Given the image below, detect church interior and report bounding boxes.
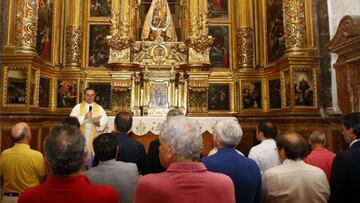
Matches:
[0,0,359,156]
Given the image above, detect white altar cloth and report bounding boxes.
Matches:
[105,116,237,135]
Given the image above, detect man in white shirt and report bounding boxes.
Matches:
[261,132,330,203]
[70,87,108,157]
[248,120,279,173]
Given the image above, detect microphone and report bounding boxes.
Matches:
[89,106,92,112]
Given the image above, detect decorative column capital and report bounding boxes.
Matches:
[283,0,306,51]
[236,26,254,67]
[65,25,82,66]
[15,0,38,53]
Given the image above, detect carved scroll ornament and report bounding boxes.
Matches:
[283,0,306,49]
[236,27,254,66]
[15,0,38,52]
[66,25,82,65]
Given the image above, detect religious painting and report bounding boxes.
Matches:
[112,87,131,112]
[57,80,77,108]
[209,26,230,68]
[208,0,228,19]
[39,77,50,108]
[36,0,54,61]
[208,84,230,111]
[29,68,40,106]
[88,82,111,109]
[5,67,27,105]
[90,0,111,17]
[283,70,291,106]
[269,79,282,109]
[293,69,314,106]
[267,0,285,63]
[241,80,262,109]
[150,83,168,108]
[89,25,110,67]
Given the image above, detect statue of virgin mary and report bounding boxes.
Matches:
[141,0,177,42]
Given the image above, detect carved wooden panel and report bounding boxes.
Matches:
[39,127,51,152]
[328,15,360,114]
[130,132,157,153]
[332,130,346,154]
[1,129,13,152]
[202,131,213,157]
[237,128,257,156]
[30,128,39,151]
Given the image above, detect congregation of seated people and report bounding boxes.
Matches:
[1,111,360,203]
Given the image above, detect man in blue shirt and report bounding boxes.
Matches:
[202,120,261,203]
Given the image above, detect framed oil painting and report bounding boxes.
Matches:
[89,25,110,67]
[293,69,314,106]
[209,26,230,68]
[208,84,230,111]
[90,0,111,17]
[4,67,28,106]
[269,79,281,109]
[88,82,111,109]
[39,77,51,108]
[267,0,285,63]
[241,80,262,109]
[150,82,168,108]
[208,0,228,19]
[36,0,54,61]
[57,80,77,108]
[112,87,131,112]
[29,68,40,107]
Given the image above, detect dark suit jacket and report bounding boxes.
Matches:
[201,147,261,203]
[115,132,146,174]
[143,139,165,175]
[329,140,360,203]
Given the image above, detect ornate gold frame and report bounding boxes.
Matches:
[2,66,29,108]
[38,76,53,109]
[208,82,232,112]
[239,79,264,111]
[30,67,40,107]
[86,23,111,69]
[291,66,318,109]
[54,78,78,110]
[266,76,282,111]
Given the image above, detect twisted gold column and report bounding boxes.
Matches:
[15,0,38,53]
[65,0,82,67]
[236,0,254,67]
[283,0,306,52]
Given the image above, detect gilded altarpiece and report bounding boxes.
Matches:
[1,0,321,117]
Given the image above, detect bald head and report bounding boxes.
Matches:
[276,132,310,161]
[11,122,31,142]
[309,130,326,146]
